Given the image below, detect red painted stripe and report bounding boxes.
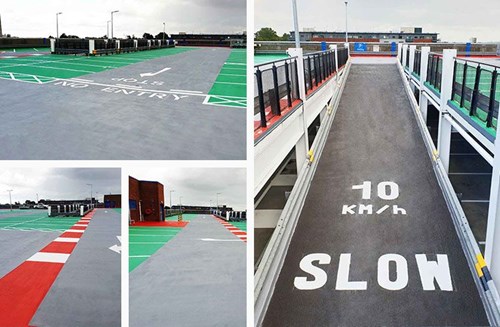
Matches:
[60,232,83,238]
[39,242,77,254]
[232,231,246,235]
[0,262,63,327]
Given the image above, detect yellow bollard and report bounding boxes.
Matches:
[178,214,183,222]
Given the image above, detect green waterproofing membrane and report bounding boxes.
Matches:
[206,49,246,108]
[254,54,289,65]
[165,213,198,221]
[129,226,183,271]
[0,47,196,83]
[0,212,80,232]
[0,47,50,53]
[230,221,247,232]
[451,63,500,137]
[112,208,121,214]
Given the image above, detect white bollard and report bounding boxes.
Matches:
[89,39,95,55]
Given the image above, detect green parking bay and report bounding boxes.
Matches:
[129,226,183,271]
[0,211,80,232]
[206,49,247,108]
[0,47,196,83]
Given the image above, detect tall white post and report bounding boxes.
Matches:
[436,49,457,172]
[402,44,408,69]
[89,40,95,55]
[288,47,310,171]
[397,43,403,63]
[485,114,500,288]
[344,1,348,42]
[419,46,431,121]
[291,0,300,49]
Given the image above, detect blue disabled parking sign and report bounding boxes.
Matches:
[354,42,367,52]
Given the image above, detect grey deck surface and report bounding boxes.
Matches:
[130,215,246,327]
[0,48,245,160]
[263,64,489,326]
[31,209,121,327]
[0,229,59,278]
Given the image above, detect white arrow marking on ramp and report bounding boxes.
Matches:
[140,67,171,77]
[109,236,122,254]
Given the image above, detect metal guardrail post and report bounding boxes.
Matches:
[487,70,498,128]
[271,64,281,116]
[293,59,300,98]
[255,68,267,128]
[460,63,467,108]
[471,66,482,116]
[284,61,292,107]
[307,56,313,91]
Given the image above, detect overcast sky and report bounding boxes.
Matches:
[128,167,246,211]
[2,0,246,38]
[255,0,500,42]
[0,168,121,204]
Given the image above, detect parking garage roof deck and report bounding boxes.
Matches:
[0,46,247,160]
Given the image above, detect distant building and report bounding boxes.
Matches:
[104,194,121,208]
[290,27,438,43]
[129,176,165,222]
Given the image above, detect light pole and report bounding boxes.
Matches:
[169,190,175,208]
[107,20,111,39]
[111,10,119,39]
[291,0,300,49]
[86,184,93,206]
[6,190,13,211]
[345,1,348,43]
[163,22,166,44]
[216,192,221,210]
[56,12,63,38]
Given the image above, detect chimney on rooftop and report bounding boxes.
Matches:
[0,15,3,37]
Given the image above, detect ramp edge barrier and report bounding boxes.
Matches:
[254,59,352,327]
[398,61,500,325]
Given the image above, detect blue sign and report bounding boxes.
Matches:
[465,42,472,57]
[321,42,327,51]
[391,42,397,52]
[354,42,367,52]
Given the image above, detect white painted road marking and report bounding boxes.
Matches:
[140,67,171,77]
[54,237,79,243]
[27,252,70,263]
[109,236,122,254]
[294,253,453,291]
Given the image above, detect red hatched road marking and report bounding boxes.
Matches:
[0,209,95,326]
[212,215,247,242]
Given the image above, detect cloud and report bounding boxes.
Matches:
[0,168,121,204]
[2,0,246,38]
[127,167,247,211]
[255,0,500,42]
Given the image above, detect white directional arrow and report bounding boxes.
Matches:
[140,67,171,77]
[109,236,122,254]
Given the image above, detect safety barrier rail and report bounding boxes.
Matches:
[52,38,175,55]
[405,47,410,69]
[303,49,337,95]
[450,58,499,135]
[413,49,421,78]
[211,209,246,221]
[425,53,443,93]
[399,44,500,324]
[254,57,301,129]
